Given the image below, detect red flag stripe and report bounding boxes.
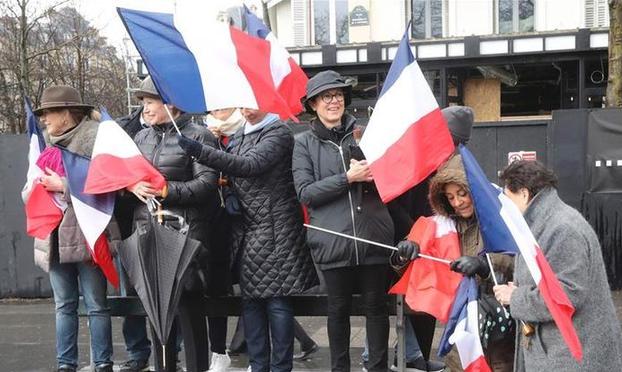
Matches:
[368,108,454,203]
[535,245,583,361]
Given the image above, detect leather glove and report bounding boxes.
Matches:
[450,255,490,277]
[397,240,420,261]
[177,134,203,158]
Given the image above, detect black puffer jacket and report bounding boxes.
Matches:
[292,113,394,271]
[132,114,219,248]
[193,118,317,298]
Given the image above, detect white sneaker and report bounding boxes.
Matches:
[208,352,231,372]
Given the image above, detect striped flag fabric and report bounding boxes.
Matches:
[23,97,65,239]
[83,110,165,194]
[117,4,306,120]
[60,148,118,288]
[242,5,308,116]
[359,25,454,203]
[389,215,463,322]
[438,277,492,372]
[459,145,583,361]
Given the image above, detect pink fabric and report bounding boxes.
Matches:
[36,146,65,177]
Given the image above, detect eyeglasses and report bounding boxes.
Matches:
[319,91,345,104]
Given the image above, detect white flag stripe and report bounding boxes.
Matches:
[449,300,485,367]
[174,4,258,111]
[359,62,439,163]
[25,134,43,193]
[70,196,112,250]
[496,192,543,283]
[265,33,291,87]
[434,215,458,237]
[92,120,142,158]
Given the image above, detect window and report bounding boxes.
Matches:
[313,0,349,45]
[585,0,609,28]
[498,0,534,34]
[412,0,443,39]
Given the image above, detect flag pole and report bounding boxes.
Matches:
[304,224,451,265]
[163,105,182,135]
[485,253,510,318]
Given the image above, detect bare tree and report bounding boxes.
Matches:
[0,1,129,133]
[608,0,622,107]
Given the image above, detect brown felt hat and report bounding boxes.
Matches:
[34,85,93,115]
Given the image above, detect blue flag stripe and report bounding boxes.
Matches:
[243,5,270,39]
[59,147,114,215]
[25,97,45,151]
[117,7,205,113]
[437,277,478,357]
[379,22,414,98]
[459,145,518,255]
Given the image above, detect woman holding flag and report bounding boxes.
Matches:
[398,154,515,371]
[292,70,394,372]
[25,85,119,372]
[494,160,622,371]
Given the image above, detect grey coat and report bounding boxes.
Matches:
[511,187,622,371]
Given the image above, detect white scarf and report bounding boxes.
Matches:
[205,109,246,137]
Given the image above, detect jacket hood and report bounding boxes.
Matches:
[428,154,469,217]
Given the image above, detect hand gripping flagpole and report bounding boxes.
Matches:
[163,105,182,135]
[485,253,511,318]
[304,224,451,265]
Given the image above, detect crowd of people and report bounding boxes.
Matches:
[23,70,622,372]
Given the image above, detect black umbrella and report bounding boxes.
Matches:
[118,208,202,345]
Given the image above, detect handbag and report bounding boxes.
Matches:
[478,293,515,349]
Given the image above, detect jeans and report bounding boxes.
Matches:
[323,265,389,372]
[49,260,112,367]
[242,297,294,372]
[387,317,423,363]
[122,316,151,361]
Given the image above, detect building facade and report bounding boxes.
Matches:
[267,0,611,122]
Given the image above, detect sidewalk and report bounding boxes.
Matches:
[2,290,621,372]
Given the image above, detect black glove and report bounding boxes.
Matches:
[450,255,490,277]
[177,134,203,158]
[397,240,420,261]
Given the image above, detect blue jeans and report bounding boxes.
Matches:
[242,297,294,372]
[122,316,151,361]
[49,261,112,367]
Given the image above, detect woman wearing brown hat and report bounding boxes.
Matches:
[291,70,394,372]
[27,85,118,372]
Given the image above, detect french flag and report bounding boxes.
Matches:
[84,110,165,194]
[459,145,583,361]
[23,97,65,239]
[117,4,306,120]
[60,148,119,288]
[359,25,454,203]
[389,215,463,323]
[242,5,308,116]
[438,277,492,372]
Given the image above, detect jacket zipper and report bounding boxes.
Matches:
[320,133,360,265]
[151,128,167,168]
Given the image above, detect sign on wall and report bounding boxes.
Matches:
[350,5,369,26]
[508,150,537,164]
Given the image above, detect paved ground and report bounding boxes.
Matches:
[2,291,622,372]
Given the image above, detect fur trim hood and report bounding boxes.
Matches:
[428,154,469,217]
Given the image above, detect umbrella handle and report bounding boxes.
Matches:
[151,209,188,233]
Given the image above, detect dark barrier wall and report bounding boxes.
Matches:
[0,134,52,298]
[0,110,619,296]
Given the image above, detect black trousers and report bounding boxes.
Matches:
[322,264,389,372]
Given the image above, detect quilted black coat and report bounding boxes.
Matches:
[193,119,317,298]
[292,114,394,271]
[132,115,219,248]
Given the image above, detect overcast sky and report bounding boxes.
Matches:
[55,0,262,56]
